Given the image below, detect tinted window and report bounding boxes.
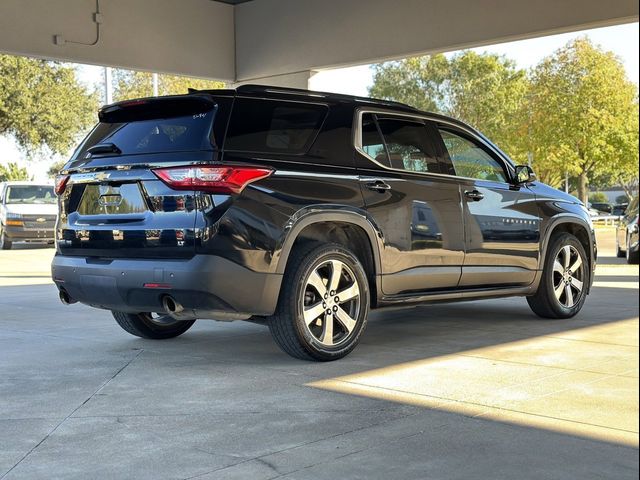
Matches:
[376,117,440,174]
[74,112,215,160]
[439,129,507,182]
[225,99,327,154]
[361,113,387,164]
[6,185,56,204]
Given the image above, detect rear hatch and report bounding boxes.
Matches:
[56,94,222,259]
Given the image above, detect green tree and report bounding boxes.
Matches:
[0,162,31,181]
[615,194,630,204]
[0,54,98,155]
[370,51,529,161]
[588,192,609,204]
[47,160,67,179]
[113,70,225,101]
[528,38,638,203]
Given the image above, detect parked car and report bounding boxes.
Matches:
[616,196,639,264]
[589,202,613,214]
[51,86,597,361]
[612,203,628,216]
[0,181,57,250]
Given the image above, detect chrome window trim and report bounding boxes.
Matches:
[353,107,515,186]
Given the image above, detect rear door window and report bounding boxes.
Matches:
[361,113,388,164]
[224,98,328,154]
[363,115,440,173]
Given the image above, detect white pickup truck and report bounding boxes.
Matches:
[0,181,57,250]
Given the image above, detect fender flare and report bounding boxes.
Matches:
[539,214,596,291]
[273,207,384,276]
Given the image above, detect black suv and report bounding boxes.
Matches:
[52,85,596,361]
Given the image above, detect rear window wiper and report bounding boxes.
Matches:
[87,142,122,156]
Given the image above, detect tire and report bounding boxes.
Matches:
[627,233,639,264]
[268,242,370,361]
[0,224,12,250]
[112,311,195,339]
[615,235,625,258]
[527,233,589,319]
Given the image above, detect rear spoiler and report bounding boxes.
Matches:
[99,94,216,123]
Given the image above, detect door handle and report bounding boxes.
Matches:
[365,180,392,193]
[464,189,484,201]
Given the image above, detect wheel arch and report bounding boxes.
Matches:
[273,208,384,306]
[540,215,596,293]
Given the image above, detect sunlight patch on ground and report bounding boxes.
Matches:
[309,318,639,447]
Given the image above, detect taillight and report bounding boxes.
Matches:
[54,175,70,195]
[152,166,273,194]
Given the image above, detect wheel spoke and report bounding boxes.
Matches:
[554,282,564,301]
[320,315,334,345]
[571,277,583,292]
[569,255,582,272]
[553,260,564,275]
[335,306,357,334]
[562,245,571,268]
[565,285,574,307]
[328,260,342,293]
[337,282,359,302]
[307,270,328,297]
[303,301,325,325]
[302,258,361,348]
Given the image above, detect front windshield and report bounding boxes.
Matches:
[5,186,56,204]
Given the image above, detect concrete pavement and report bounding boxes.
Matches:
[0,229,638,479]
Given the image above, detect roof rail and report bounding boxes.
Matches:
[235,84,420,112]
[236,84,329,98]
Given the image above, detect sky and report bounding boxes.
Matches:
[309,22,639,96]
[2,22,638,181]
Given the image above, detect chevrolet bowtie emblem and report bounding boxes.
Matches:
[94,172,111,182]
[36,217,46,223]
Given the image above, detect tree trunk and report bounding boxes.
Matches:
[577,172,588,204]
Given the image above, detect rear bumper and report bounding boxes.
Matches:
[4,225,54,242]
[51,254,282,317]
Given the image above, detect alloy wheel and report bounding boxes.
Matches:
[301,259,361,347]
[552,245,585,308]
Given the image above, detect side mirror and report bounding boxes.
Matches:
[515,165,536,184]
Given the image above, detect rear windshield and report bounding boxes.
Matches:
[225,98,327,154]
[73,113,215,159]
[72,97,217,160]
[5,185,56,204]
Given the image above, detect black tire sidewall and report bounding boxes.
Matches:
[288,245,369,360]
[112,311,195,339]
[627,233,640,264]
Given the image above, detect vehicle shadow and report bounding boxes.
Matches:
[160,280,638,376]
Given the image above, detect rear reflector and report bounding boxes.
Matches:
[55,175,70,195]
[152,166,273,194]
[143,283,172,289]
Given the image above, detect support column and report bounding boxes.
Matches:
[233,70,316,90]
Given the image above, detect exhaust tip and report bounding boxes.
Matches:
[59,289,77,305]
[162,295,183,314]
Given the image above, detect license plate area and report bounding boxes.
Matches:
[76,183,148,215]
